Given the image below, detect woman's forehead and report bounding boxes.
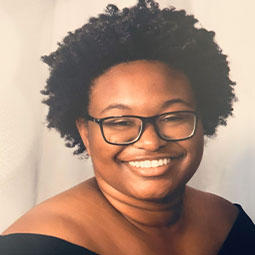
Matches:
[93,60,186,83]
[88,60,196,115]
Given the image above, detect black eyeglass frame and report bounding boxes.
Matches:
[86,110,198,146]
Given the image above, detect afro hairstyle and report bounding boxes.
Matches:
[41,0,236,155]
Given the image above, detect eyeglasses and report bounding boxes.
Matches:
[87,111,198,145]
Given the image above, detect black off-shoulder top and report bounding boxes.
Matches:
[0,204,254,255]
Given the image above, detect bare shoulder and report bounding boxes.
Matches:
[186,186,239,249]
[186,186,239,222]
[2,177,106,248]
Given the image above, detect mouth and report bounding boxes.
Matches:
[122,155,184,177]
[128,158,171,168]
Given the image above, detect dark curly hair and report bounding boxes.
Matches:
[41,0,236,155]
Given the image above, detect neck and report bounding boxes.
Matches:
[95,177,187,233]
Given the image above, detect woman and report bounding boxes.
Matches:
[1,0,254,254]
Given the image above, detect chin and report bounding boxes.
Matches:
[127,177,185,202]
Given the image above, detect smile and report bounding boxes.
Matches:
[128,158,171,168]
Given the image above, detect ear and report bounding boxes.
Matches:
[76,118,91,155]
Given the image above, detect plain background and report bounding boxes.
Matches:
[0,0,254,232]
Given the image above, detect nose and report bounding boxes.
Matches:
[134,123,167,151]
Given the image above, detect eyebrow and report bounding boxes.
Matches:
[160,98,193,109]
[100,104,132,114]
[100,98,193,115]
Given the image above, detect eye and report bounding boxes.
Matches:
[110,121,133,126]
[103,118,136,128]
[159,112,193,125]
[161,115,184,122]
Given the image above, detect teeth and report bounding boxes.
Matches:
[128,158,171,168]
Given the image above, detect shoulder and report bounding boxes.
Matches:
[186,186,239,222]
[2,178,105,249]
[0,233,95,255]
[218,204,255,254]
[185,186,240,251]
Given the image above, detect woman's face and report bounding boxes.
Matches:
[77,60,204,201]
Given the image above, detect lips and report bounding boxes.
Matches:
[121,154,184,177]
[128,158,171,168]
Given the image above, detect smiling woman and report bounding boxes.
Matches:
[1,0,254,254]
[76,61,204,208]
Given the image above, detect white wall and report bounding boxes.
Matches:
[0,0,254,232]
[0,0,54,232]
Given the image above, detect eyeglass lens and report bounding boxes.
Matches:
[103,117,142,144]
[102,112,196,145]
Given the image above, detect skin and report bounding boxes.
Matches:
[2,60,238,255]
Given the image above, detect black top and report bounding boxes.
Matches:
[0,204,254,255]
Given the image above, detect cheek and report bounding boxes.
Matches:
[87,126,122,165]
[186,122,204,169]
[177,121,204,170]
